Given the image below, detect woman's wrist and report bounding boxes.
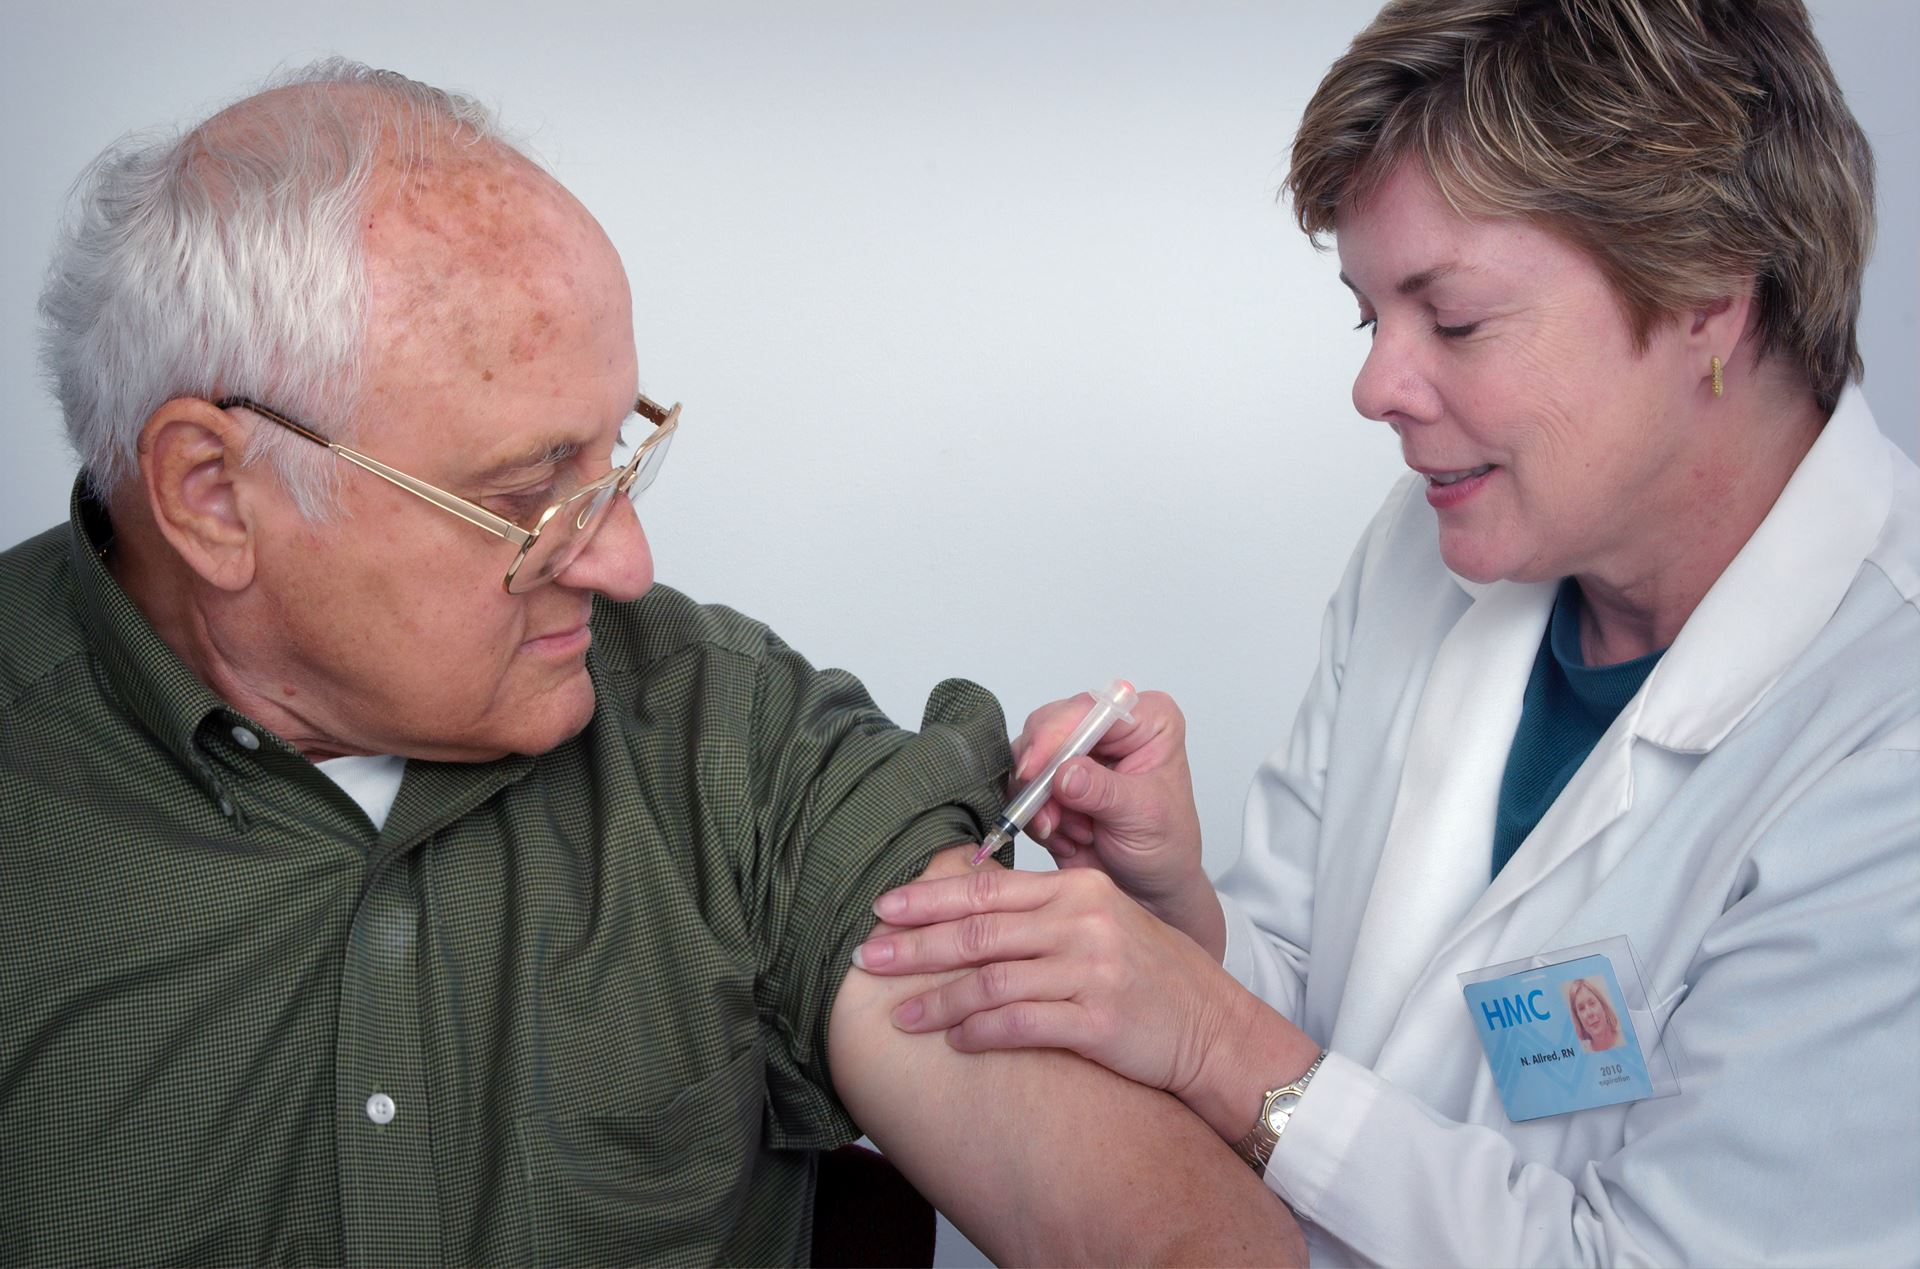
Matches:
[1175,979,1322,1145]
[1145,873,1228,963]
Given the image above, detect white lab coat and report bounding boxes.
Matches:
[1218,388,1920,1267]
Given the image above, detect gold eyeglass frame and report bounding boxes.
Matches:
[215,393,681,593]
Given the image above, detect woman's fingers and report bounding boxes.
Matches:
[891,958,1074,1032]
[1014,691,1167,781]
[946,1001,1086,1054]
[854,912,1044,975]
[1052,806,1098,847]
[872,863,1058,925]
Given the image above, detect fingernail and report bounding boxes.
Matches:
[1055,842,1076,859]
[1059,766,1089,799]
[852,939,892,969]
[892,999,924,1028]
[874,890,905,920]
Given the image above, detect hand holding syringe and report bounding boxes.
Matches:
[971,680,1140,866]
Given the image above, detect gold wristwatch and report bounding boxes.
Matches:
[1231,1051,1325,1174]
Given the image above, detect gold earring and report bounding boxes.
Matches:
[1710,355,1724,398]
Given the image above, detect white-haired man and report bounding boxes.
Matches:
[0,64,1302,1266]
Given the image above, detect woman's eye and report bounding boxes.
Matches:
[1433,321,1480,339]
[1353,316,1378,336]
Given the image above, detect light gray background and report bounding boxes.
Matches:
[3,4,1913,1265]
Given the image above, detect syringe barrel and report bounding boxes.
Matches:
[999,680,1138,831]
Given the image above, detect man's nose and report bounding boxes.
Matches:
[557,495,653,602]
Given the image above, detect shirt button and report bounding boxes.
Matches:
[218,795,235,818]
[365,1092,396,1125]
[231,726,261,751]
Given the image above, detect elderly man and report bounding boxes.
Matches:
[0,63,1301,1266]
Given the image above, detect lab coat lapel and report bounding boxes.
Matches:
[1437,388,1894,948]
[1330,577,1556,1065]
[1448,710,1638,949]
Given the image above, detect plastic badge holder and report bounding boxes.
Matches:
[1458,935,1682,1121]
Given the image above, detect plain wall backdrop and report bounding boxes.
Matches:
[2,4,1913,1263]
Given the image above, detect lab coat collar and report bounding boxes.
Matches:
[1345,391,1890,1064]
[1633,388,1890,752]
[1441,388,1891,753]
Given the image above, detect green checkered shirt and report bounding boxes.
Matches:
[0,485,1011,1266]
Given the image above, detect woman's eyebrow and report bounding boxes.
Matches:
[1337,264,1463,298]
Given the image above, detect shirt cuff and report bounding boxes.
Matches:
[1217,888,1261,988]
[1260,1048,1378,1226]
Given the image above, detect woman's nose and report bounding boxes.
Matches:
[1350,323,1441,430]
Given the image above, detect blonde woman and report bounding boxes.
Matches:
[1566,979,1621,1054]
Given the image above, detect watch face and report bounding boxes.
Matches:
[1265,1091,1302,1133]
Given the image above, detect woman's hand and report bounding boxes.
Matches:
[855,867,1247,1106]
[1013,690,1223,956]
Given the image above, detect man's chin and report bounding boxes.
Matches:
[382,673,597,762]
[510,675,599,756]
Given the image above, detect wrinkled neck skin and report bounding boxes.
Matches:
[109,493,366,761]
[1571,369,1826,666]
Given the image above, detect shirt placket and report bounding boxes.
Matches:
[336,853,442,1266]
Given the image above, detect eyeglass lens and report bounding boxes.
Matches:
[505,428,674,593]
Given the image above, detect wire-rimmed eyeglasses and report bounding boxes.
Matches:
[215,394,679,593]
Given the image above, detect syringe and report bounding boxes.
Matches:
[971,679,1140,866]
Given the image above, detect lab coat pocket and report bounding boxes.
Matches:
[516,1042,766,1267]
[1645,981,1690,1077]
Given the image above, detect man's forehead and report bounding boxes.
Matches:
[366,155,598,306]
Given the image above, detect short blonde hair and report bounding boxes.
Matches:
[1288,0,1874,413]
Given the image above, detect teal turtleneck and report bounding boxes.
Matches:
[1491,580,1667,879]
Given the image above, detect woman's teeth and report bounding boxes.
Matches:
[1429,464,1494,486]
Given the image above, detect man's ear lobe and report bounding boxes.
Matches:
[139,397,260,591]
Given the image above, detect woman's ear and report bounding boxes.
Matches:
[1689,284,1759,397]
[137,397,260,591]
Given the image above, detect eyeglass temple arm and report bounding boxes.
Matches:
[214,396,530,544]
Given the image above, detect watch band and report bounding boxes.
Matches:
[1231,1050,1326,1174]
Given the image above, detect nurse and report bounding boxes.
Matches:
[852,0,1920,1263]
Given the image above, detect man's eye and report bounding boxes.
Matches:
[493,488,555,519]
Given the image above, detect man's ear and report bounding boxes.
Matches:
[138,397,261,592]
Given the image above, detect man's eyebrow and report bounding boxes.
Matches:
[468,438,584,485]
[1337,265,1460,298]
[464,397,646,485]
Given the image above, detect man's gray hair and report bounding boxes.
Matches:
[38,58,509,519]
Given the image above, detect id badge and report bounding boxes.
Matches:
[1458,936,1679,1122]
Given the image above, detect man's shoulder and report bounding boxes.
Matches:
[0,523,87,708]
[588,584,781,679]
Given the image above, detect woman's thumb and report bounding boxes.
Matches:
[1053,756,1133,821]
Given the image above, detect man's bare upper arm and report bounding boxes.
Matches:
[828,845,1305,1267]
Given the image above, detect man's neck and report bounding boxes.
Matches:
[107,499,360,760]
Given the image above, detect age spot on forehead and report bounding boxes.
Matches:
[508,311,556,364]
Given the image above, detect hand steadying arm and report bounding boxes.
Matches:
[828,845,1306,1268]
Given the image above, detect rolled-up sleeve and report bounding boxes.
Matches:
[732,636,1011,1149]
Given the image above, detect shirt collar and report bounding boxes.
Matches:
[66,478,247,806]
[1633,386,1891,750]
[67,476,541,839]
